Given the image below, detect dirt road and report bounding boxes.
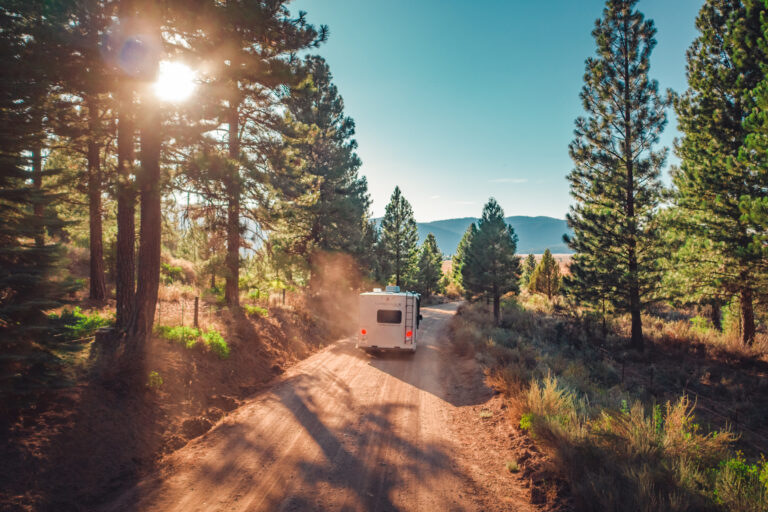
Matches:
[103,303,535,512]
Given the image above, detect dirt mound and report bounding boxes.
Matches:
[0,302,340,511]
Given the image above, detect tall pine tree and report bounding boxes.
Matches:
[462,198,521,325]
[671,0,768,345]
[452,223,476,293]
[0,2,72,339]
[521,253,536,287]
[270,55,370,276]
[565,0,669,350]
[379,186,418,288]
[529,249,562,300]
[415,233,443,298]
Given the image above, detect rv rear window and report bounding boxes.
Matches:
[377,310,402,324]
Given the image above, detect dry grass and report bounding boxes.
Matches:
[157,283,198,302]
[449,300,768,512]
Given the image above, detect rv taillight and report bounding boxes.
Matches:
[361,329,367,335]
[406,330,413,338]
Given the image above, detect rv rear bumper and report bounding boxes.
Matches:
[358,344,416,353]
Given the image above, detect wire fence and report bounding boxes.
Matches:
[593,344,768,454]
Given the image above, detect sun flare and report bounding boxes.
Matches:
[154,61,196,102]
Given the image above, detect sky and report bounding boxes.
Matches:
[290,0,704,222]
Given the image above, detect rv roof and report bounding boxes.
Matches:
[360,291,416,297]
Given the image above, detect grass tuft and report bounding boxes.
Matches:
[449,300,768,511]
[155,325,230,359]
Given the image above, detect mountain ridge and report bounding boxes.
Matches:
[375,216,573,256]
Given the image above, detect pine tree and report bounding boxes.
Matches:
[671,0,768,345]
[528,249,562,300]
[462,198,521,324]
[521,253,536,287]
[204,2,326,309]
[0,2,73,339]
[270,56,370,275]
[452,223,476,292]
[51,0,117,303]
[415,233,443,298]
[379,186,418,288]
[565,0,669,350]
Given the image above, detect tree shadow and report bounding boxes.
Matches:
[108,342,483,511]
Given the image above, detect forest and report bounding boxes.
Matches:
[2,0,768,511]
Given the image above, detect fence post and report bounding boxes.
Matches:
[194,296,199,328]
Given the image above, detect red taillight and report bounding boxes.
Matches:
[361,329,367,335]
[406,330,413,338]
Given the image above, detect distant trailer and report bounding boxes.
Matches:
[357,286,422,353]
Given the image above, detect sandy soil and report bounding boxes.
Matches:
[101,303,538,512]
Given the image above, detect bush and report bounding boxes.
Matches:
[49,307,113,340]
[147,370,163,388]
[155,325,230,359]
[161,262,185,284]
[712,453,768,512]
[202,329,230,359]
[155,325,200,348]
[243,305,268,318]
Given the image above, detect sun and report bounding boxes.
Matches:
[154,61,196,102]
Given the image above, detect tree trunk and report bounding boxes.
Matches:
[32,131,44,248]
[116,88,136,329]
[493,293,500,326]
[86,96,107,301]
[128,104,162,350]
[224,104,240,309]
[740,286,755,346]
[623,17,643,352]
[710,300,722,332]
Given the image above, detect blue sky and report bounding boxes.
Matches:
[291,0,704,221]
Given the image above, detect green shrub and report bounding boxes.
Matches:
[161,262,185,284]
[243,304,268,318]
[156,325,230,359]
[711,453,768,511]
[519,412,534,431]
[202,329,230,359]
[147,370,163,388]
[156,325,200,348]
[505,460,520,473]
[48,307,113,340]
[690,315,712,334]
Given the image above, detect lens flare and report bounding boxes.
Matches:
[154,61,195,102]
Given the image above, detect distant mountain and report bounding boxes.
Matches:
[375,216,573,256]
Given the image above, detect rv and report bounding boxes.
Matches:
[357,286,422,353]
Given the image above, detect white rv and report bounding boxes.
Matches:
[357,286,422,353]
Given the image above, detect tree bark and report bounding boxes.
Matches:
[224,104,240,309]
[128,103,162,350]
[32,120,44,248]
[709,300,722,332]
[116,88,136,329]
[86,96,107,301]
[623,16,644,351]
[493,293,500,326]
[740,286,755,346]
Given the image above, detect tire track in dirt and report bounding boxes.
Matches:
[102,303,536,512]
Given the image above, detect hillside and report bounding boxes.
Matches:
[413,216,573,256]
